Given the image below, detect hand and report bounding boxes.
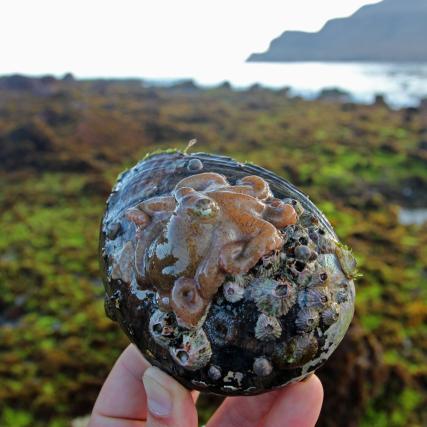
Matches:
[88,344,323,427]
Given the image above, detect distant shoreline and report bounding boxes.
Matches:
[1,65,427,109]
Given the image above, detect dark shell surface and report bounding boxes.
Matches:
[100,151,356,395]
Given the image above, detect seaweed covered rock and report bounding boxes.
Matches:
[317,320,388,427]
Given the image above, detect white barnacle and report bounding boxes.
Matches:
[321,302,340,326]
[250,278,297,317]
[149,309,178,349]
[208,365,222,381]
[253,357,273,377]
[255,314,282,341]
[169,329,212,371]
[223,277,245,303]
[187,158,204,172]
[298,286,329,309]
[295,308,320,333]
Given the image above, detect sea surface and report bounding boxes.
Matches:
[399,208,427,226]
[144,62,427,108]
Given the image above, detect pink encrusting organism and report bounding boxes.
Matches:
[126,172,298,327]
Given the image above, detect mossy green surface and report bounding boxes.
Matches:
[0,77,426,426]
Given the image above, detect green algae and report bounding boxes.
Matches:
[0,77,426,426]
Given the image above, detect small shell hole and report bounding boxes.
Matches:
[177,350,189,364]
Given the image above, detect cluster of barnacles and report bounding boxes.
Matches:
[145,199,351,384]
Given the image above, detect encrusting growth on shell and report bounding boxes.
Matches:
[250,278,297,317]
[149,309,178,349]
[208,365,222,381]
[298,286,329,309]
[253,357,273,377]
[170,277,206,328]
[295,308,320,333]
[100,151,356,395]
[223,277,245,303]
[110,241,134,283]
[285,334,319,367]
[335,245,358,279]
[322,302,340,326]
[125,171,297,327]
[206,308,239,347]
[187,158,204,172]
[170,329,212,371]
[255,313,282,341]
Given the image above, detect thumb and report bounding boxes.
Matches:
[142,366,198,427]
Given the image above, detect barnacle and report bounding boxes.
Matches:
[285,334,319,367]
[255,313,282,341]
[170,329,212,371]
[295,308,320,333]
[222,277,245,303]
[250,278,297,317]
[253,357,273,377]
[149,309,178,349]
[322,302,340,326]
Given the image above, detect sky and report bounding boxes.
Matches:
[0,0,381,78]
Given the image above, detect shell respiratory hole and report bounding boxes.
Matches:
[100,151,356,395]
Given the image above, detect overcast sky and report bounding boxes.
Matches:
[0,0,381,78]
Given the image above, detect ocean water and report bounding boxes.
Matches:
[399,208,427,226]
[145,62,427,108]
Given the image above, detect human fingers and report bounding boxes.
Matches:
[207,374,323,427]
[143,366,198,427]
[88,344,151,426]
[206,389,281,427]
[261,374,324,427]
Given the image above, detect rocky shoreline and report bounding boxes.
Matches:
[0,76,426,427]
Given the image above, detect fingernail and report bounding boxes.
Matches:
[301,373,314,383]
[143,367,173,418]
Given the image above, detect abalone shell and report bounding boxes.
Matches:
[99,151,356,395]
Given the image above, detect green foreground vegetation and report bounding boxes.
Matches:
[0,76,426,426]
